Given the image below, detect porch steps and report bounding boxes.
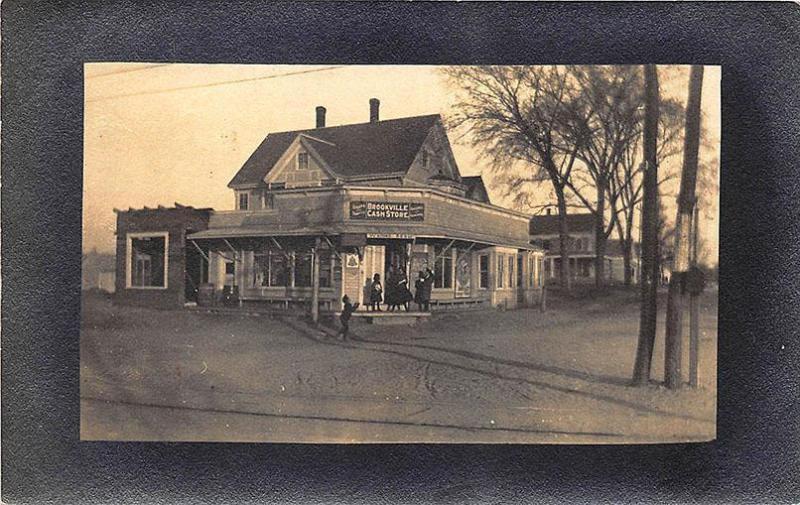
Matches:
[351,311,432,325]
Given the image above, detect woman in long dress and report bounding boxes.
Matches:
[397,274,413,311]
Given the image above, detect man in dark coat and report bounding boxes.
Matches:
[421,267,435,311]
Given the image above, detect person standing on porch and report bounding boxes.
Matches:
[397,275,413,312]
[414,271,426,311]
[421,267,434,311]
[369,273,383,311]
[385,266,399,311]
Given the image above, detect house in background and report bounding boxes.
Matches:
[529,210,639,285]
[82,249,116,292]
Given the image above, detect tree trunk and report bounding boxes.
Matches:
[594,180,606,287]
[632,64,660,386]
[555,188,571,291]
[623,212,635,286]
[622,237,633,286]
[664,65,704,390]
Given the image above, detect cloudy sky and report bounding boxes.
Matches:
[84,64,720,260]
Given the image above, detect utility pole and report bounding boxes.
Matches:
[632,65,660,385]
[664,65,704,390]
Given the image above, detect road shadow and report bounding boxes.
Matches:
[353,336,631,387]
[292,319,712,424]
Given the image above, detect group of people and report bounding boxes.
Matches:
[367,267,435,312]
[338,267,436,340]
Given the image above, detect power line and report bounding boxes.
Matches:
[85,63,171,79]
[86,66,345,103]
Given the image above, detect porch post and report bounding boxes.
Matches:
[311,237,321,324]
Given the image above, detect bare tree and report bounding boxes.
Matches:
[561,66,644,287]
[612,97,686,285]
[632,64,660,386]
[443,66,583,290]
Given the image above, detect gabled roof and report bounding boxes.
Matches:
[229,114,441,187]
[529,213,596,235]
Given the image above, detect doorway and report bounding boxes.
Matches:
[360,245,385,307]
[384,241,410,280]
[184,242,208,303]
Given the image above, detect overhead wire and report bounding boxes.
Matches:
[85,63,171,79]
[86,65,345,103]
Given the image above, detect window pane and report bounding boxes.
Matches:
[434,252,444,288]
[538,259,544,286]
[479,255,489,289]
[319,249,332,288]
[131,236,165,287]
[239,193,249,210]
[433,245,453,289]
[497,254,505,288]
[253,254,269,287]
[269,252,288,286]
[295,252,312,287]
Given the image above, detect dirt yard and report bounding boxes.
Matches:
[80,288,717,443]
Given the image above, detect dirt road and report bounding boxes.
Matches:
[80,289,717,443]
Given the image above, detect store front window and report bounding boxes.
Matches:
[479,254,489,289]
[434,245,453,289]
[319,249,332,288]
[294,252,313,287]
[253,250,290,287]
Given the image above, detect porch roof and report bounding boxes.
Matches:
[187,223,539,251]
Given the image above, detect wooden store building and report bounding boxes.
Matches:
[114,99,545,317]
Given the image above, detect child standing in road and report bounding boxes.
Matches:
[339,295,359,341]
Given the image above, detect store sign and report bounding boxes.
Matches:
[350,201,424,221]
[345,253,360,269]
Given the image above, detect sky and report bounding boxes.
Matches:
[84,64,720,261]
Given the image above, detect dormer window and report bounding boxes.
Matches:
[297,152,309,170]
[238,192,249,210]
[421,150,429,168]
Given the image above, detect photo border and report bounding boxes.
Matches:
[3,2,800,503]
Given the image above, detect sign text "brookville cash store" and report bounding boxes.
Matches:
[349,201,425,221]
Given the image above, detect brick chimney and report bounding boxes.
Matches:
[369,98,380,123]
[315,106,326,128]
